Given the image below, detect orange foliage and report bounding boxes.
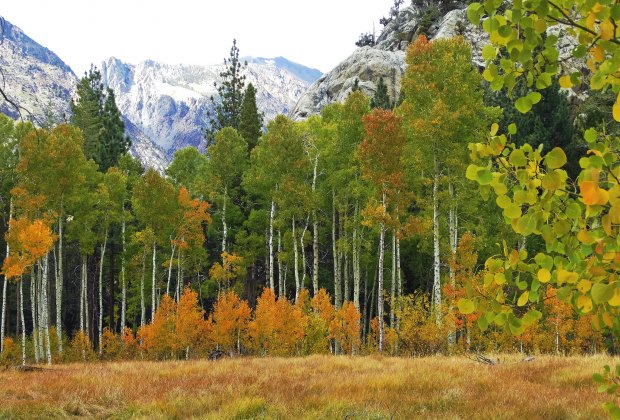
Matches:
[330,301,361,355]
[3,217,55,279]
[138,295,178,359]
[208,290,251,355]
[209,252,245,289]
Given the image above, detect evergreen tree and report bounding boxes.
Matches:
[71,66,104,163]
[238,83,263,153]
[100,89,131,172]
[370,77,392,110]
[205,39,247,146]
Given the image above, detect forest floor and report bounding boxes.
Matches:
[0,354,616,419]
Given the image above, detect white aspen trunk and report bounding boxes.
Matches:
[120,219,126,332]
[378,192,386,354]
[353,202,361,311]
[0,198,11,354]
[395,234,402,354]
[432,157,442,326]
[222,186,227,254]
[151,241,156,322]
[98,230,108,354]
[269,201,275,291]
[332,190,341,309]
[30,267,39,363]
[312,211,319,296]
[42,254,52,365]
[292,216,300,302]
[278,230,284,297]
[19,279,25,367]
[300,215,309,292]
[311,152,319,296]
[84,258,90,339]
[177,247,182,302]
[166,242,176,296]
[56,202,64,354]
[448,182,458,346]
[344,249,349,303]
[140,248,146,328]
[37,262,44,361]
[390,230,396,327]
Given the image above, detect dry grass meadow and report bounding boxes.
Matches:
[0,354,617,419]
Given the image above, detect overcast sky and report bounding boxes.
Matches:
[2,0,395,75]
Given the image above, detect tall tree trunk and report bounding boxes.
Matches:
[390,230,396,327]
[98,230,108,353]
[432,156,442,326]
[41,254,52,365]
[166,242,176,296]
[84,257,90,338]
[332,190,341,309]
[140,248,146,328]
[120,219,126,332]
[56,204,64,354]
[108,241,116,330]
[37,264,44,361]
[448,181,458,346]
[151,241,156,322]
[222,186,227,253]
[312,210,319,296]
[176,247,182,301]
[353,202,361,311]
[377,191,386,353]
[278,230,284,297]
[300,215,309,292]
[292,216,300,302]
[80,256,87,332]
[344,248,349,303]
[19,278,25,366]
[269,201,275,291]
[0,198,11,354]
[30,267,39,363]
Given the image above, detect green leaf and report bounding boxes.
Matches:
[509,149,527,167]
[591,283,614,304]
[517,290,529,306]
[535,73,552,89]
[593,373,606,383]
[527,91,542,104]
[467,3,483,24]
[476,168,493,185]
[508,123,517,135]
[504,203,522,219]
[466,164,479,181]
[515,96,533,113]
[458,298,475,314]
[544,147,567,169]
[482,44,496,61]
[584,128,598,143]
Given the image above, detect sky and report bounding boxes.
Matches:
[2,0,396,75]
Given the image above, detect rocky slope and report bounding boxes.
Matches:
[290,4,488,119]
[101,57,322,155]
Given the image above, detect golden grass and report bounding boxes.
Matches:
[0,354,616,419]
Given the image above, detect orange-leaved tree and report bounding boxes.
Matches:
[209,289,251,355]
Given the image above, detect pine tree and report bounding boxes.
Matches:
[205,39,247,146]
[238,83,263,152]
[370,77,392,110]
[71,67,104,163]
[101,89,131,172]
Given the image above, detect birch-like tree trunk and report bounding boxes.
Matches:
[377,192,386,353]
[292,216,300,301]
[222,186,227,253]
[140,248,146,328]
[311,153,319,296]
[30,267,39,363]
[41,254,52,365]
[278,230,284,297]
[37,264,44,361]
[55,202,64,354]
[166,242,176,296]
[312,211,319,296]
[19,278,25,366]
[353,202,361,311]
[332,190,341,309]
[176,247,182,302]
[98,230,108,353]
[300,216,309,293]
[269,201,275,291]
[0,199,11,354]
[80,256,86,332]
[120,219,126,332]
[432,156,442,326]
[448,181,458,346]
[151,241,157,322]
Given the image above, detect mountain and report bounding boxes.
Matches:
[101,56,322,155]
[0,18,75,123]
